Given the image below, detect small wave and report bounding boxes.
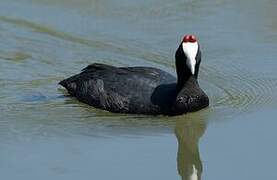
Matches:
[201,63,277,119]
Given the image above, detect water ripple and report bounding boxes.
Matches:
[202,63,277,119]
[1,14,276,126]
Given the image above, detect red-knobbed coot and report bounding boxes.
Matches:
[59,35,209,115]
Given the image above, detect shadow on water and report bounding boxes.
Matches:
[62,95,208,180]
[77,99,208,180]
[175,116,206,180]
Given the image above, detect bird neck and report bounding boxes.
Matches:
[177,75,197,92]
[176,57,196,92]
[175,44,199,92]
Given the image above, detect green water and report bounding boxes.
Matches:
[1,0,277,179]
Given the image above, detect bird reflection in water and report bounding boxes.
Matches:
[175,117,206,180]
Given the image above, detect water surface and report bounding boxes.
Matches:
[1,0,277,179]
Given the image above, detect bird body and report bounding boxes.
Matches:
[59,35,209,115]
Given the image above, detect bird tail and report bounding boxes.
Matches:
[59,79,77,96]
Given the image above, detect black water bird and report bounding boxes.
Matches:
[59,35,209,115]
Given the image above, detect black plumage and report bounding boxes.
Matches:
[59,36,209,115]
